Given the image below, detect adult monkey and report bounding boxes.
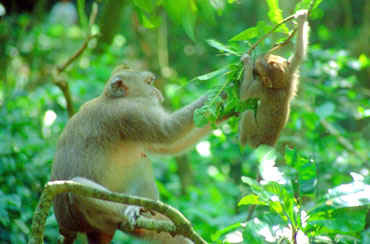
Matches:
[51,65,219,244]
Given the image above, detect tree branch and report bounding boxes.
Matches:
[248,0,318,55]
[28,181,207,244]
[268,0,317,53]
[52,3,99,118]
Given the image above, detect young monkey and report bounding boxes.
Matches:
[239,10,309,147]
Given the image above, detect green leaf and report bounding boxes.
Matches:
[196,67,228,81]
[285,146,298,168]
[182,6,197,41]
[243,219,275,243]
[207,39,241,56]
[133,0,154,13]
[77,0,88,29]
[197,0,216,25]
[230,27,258,42]
[238,194,268,206]
[137,9,161,29]
[263,182,296,225]
[265,0,288,33]
[241,176,263,191]
[295,0,324,12]
[310,181,370,215]
[298,157,317,195]
[164,0,187,24]
[211,222,242,242]
[306,207,368,234]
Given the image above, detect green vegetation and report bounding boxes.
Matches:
[1,0,369,243]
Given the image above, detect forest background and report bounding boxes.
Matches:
[1,0,370,243]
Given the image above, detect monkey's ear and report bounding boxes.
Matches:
[110,77,127,97]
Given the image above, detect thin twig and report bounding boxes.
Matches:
[52,3,99,118]
[246,14,296,55]
[268,0,318,53]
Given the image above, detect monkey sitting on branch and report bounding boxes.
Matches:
[51,65,221,244]
[239,10,309,148]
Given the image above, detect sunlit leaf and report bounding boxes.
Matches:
[196,67,228,81]
[230,27,258,42]
[295,0,324,12]
[310,181,370,215]
[306,207,367,234]
[207,39,241,56]
[238,194,268,206]
[243,219,275,243]
[265,0,289,33]
[285,146,298,168]
[298,157,317,195]
[211,222,242,242]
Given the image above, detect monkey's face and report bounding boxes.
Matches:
[255,54,291,89]
[104,67,164,103]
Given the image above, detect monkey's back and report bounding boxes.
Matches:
[254,89,290,146]
[51,98,123,233]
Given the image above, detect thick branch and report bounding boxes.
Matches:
[28,181,207,244]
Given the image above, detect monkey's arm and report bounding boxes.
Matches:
[289,10,308,74]
[121,96,207,145]
[240,54,264,100]
[147,124,212,154]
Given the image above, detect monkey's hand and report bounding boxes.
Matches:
[294,10,308,23]
[241,53,252,64]
[122,206,143,231]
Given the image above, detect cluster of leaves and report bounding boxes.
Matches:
[213,147,370,243]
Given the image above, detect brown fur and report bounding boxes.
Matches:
[51,65,213,244]
[239,10,309,148]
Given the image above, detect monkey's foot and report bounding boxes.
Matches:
[122,206,142,231]
[295,10,308,23]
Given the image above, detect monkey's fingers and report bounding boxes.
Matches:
[294,10,308,22]
[241,53,252,63]
[139,207,156,216]
[122,206,142,231]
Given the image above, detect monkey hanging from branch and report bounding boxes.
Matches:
[239,10,309,147]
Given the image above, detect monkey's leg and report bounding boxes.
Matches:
[68,177,142,239]
[239,110,259,147]
[57,231,77,244]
